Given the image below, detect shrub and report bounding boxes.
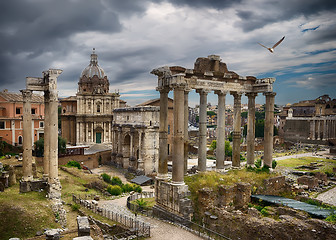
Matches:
[71,203,80,211]
[133,184,142,193]
[101,173,111,183]
[326,214,336,223]
[111,176,123,186]
[255,158,262,168]
[272,160,277,169]
[66,160,81,169]
[122,183,134,193]
[107,185,122,196]
[260,207,269,217]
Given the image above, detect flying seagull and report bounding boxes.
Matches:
[258,36,285,53]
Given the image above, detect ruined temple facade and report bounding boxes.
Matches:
[152,55,276,217]
[61,49,126,146]
[283,95,336,144]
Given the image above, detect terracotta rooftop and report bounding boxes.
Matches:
[0,90,44,103]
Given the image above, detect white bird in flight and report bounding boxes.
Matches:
[258,36,285,53]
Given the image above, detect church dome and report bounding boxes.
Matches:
[81,48,106,78]
[78,49,109,95]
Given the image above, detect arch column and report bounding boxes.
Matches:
[246,92,258,166]
[231,92,242,167]
[21,90,33,181]
[158,88,169,179]
[263,92,276,167]
[172,86,185,184]
[196,89,209,172]
[215,90,226,170]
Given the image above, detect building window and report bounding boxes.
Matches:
[97,104,101,113]
[18,136,23,145]
[39,121,44,128]
[31,108,36,114]
[0,121,4,129]
[16,108,21,114]
[168,124,170,134]
[127,116,130,121]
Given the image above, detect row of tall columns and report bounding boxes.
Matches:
[264,92,276,167]
[309,119,336,140]
[157,87,276,175]
[184,90,190,174]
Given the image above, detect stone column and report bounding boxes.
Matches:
[76,122,80,144]
[184,89,190,174]
[48,90,59,183]
[232,92,242,168]
[323,119,327,140]
[158,88,169,179]
[246,93,257,166]
[130,131,134,158]
[43,91,50,178]
[21,90,33,181]
[172,86,185,184]
[263,92,276,167]
[312,120,316,140]
[91,122,94,142]
[317,120,321,140]
[215,90,226,170]
[197,89,209,171]
[138,131,144,171]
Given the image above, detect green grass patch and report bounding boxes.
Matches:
[0,185,60,240]
[130,197,156,209]
[185,169,276,197]
[277,157,336,174]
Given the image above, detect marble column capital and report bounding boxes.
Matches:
[157,87,170,94]
[196,89,211,95]
[20,89,33,101]
[263,91,276,97]
[230,91,242,98]
[246,92,258,98]
[214,90,227,96]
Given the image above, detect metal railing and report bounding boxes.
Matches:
[72,194,150,238]
[126,191,231,240]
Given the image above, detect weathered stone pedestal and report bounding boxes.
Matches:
[19,179,48,193]
[154,179,192,220]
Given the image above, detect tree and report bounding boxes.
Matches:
[34,136,67,157]
[210,140,217,151]
[207,111,216,117]
[225,141,232,157]
[241,112,248,119]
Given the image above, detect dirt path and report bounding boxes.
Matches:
[273,150,329,161]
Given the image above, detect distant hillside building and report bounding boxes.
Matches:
[0,89,45,146]
[283,95,336,144]
[60,49,126,146]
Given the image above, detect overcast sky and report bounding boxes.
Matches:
[1,0,335,107]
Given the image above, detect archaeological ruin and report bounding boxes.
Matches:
[20,69,63,198]
[151,55,277,217]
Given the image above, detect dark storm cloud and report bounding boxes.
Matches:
[235,0,336,32]
[166,0,242,9]
[0,0,123,89]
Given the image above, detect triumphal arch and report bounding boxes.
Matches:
[151,55,276,217]
[20,69,63,198]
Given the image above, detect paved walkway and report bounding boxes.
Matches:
[316,186,336,207]
[252,195,335,219]
[273,150,329,161]
[99,196,203,240]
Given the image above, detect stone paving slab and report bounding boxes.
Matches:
[252,194,335,219]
